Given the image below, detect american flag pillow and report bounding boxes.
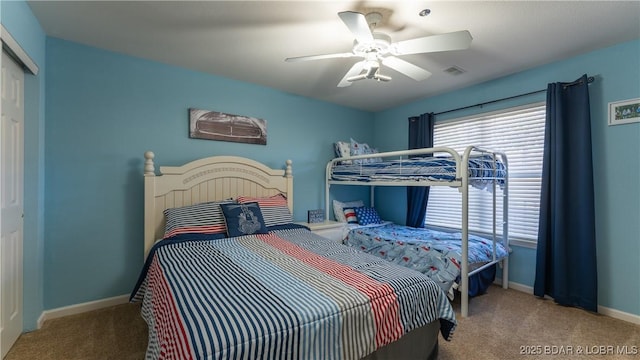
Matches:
[237,194,293,227]
[163,200,234,239]
[343,208,358,224]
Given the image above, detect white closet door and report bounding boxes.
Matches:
[1,49,25,359]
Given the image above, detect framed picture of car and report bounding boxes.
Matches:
[189,108,267,145]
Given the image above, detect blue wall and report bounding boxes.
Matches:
[43,38,374,309]
[1,0,46,331]
[374,39,640,317]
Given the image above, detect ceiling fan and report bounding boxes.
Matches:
[285,11,473,87]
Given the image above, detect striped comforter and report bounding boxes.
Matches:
[131,226,456,360]
[331,155,506,190]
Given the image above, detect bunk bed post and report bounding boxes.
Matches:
[325,160,333,220]
[326,182,331,220]
[501,154,509,289]
[370,187,375,207]
[460,147,471,317]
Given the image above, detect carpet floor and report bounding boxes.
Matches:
[6,285,639,359]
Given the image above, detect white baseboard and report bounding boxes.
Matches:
[34,281,640,330]
[493,279,640,325]
[597,305,640,325]
[37,294,130,329]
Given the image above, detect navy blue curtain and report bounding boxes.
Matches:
[534,74,598,312]
[406,113,434,227]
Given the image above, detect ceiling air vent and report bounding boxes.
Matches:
[443,66,466,75]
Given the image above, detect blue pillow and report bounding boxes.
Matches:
[220,202,268,237]
[353,206,383,225]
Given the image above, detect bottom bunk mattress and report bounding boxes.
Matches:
[344,223,509,295]
[131,226,456,360]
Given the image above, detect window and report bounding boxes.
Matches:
[425,102,545,246]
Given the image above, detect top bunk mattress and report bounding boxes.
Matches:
[330,154,506,189]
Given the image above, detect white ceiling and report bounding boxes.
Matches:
[27,1,640,112]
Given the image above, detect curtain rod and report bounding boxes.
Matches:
[434,75,595,117]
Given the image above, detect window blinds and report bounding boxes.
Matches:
[425,102,546,245]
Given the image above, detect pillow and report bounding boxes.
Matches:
[343,208,358,224]
[333,199,364,222]
[334,141,352,164]
[334,141,351,158]
[353,206,383,225]
[220,202,268,237]
[236,194,292,227]
[350,138,382,164]
[163,200,234,239]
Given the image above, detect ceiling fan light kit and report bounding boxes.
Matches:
[285,10,472,87]
[345,59,392,85]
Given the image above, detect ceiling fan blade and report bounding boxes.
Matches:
[285,52,355,62]
[338,11,374,44]
[391,30,473,55]
[382,56,432,81]
[338,61,366,87]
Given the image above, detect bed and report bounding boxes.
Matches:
[343,223,508,297]
[326,145,510,317]
[131,151,457,360]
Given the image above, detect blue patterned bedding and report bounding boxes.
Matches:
[131,226,456,360]
[331,155,506,190]
[344,223,509,294]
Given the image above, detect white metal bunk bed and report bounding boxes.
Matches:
[325,145,510,317]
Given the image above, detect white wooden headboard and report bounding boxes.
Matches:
[143,151,293,259]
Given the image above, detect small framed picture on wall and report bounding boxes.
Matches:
[608,98,640,126]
